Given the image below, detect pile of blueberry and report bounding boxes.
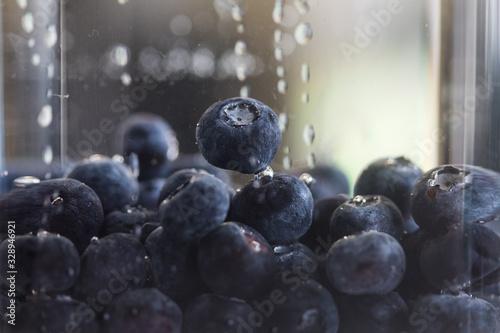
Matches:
[1,97,500,332]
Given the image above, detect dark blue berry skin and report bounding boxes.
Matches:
[158,168,204,206]
[300,195,349,251]
[326,231,405,295]
[329,195,405,243]
[145,227,208,309]
[167,153,232,186]
[228,173,314,245]
[118,112,179,181]
[183,294,254,333]
[354,156,423,233]
[196,97,281,174]
[139,222,160,244]
[293,164,350,199]
[410,164,500,231]
[0,178,103,254]
[71,233,149,305]
[420,222,500,291]
[407,294,500,333]
[260,279,339,333]
[102,288,182,333]
[197,222,276,301]
[159,172,230,242]
[335,292,408,333]
[0,233,80,294]
[65,155,139,214]
[273,242,319,285]
[100,206,158,237]
[5,298,99,333]
[137,177,167,211]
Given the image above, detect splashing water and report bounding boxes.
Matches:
[294,22,313,45]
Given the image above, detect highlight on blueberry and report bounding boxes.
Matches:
[195,97,282,174]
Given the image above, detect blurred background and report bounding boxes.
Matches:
[1,0,499,192]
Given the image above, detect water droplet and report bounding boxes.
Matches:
[294,22,313,45]
[301,63,310,83]
[236,23,245,34]
[240,85,250,98]
[277,79,287,94]
[272,1,284,24]
[16,0,27,9]
[28,38,35,48]
[21,12,34,34]
[13,176,40,188]
[283,155,292,170]
[43,145,53,165]
[307,152,316,168]
[103,313,110,321]
[118,0,129,4]
[234,40,247,56]
[274,29,283,43]
[91,236,99,243]
[44,25,58,48]
[47,63,55,78]
[279,113,289,132]
[299,173,316,188]
[294,0,310,15]
[301,92,309,103]
[274,47,284,61]
[110,44,130,66]
[352,195,367,205]
[254,166,274,188]
[120,72,132,86]
[31,53,41,66]
[51,196,62,205]
[1,170,8,177]
[236,65,246,81]
[303,124,315,145]
[231,5,243,22]
[276,65,286,78]
[38,105,53,128]
[68,267,75,277]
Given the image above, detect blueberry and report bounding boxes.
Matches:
[183,293,254,333]
[100,206,158,238]
[5,298,99,333]
[260,279,339,333]
[71,233,149,306]
[419,222,500,291]
[273,242,319,285]
[407,294,500,333]
[196,97,281,174]
[167,153,232,186]
[299,195,349,251]
[159,172,230,242]
[228,173,314,245]
[139,222,161,244]
[145,227,208,309]
[137,177,167,211]
[65,155,139,214]
[117,112,179,181]
[158,168,206,206]
[102,288,182,333]
[292,164,350,199]
[326,230,405,295]
[0,233,80,294]
[197,222,276,300]
[0,178,103,253]
[354,156,423,232]
[410,164,500,231]
[329,195,404,243]
[335,291,408,333]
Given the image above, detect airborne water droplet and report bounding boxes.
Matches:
[279,113,289,132]
[31,53,41,66]
[253,166,274,188]
[110,44,130,66]
[274,47,284,61]
[44,25,58,48]
[272,1,284,24]
[43,146,53,165]
[283,155,292,170]
[274,29,283,43]
[303,124,315,145]
[276,65,286,78]
[38,105,53,128]
[277,79,287,94]
[47,63,55,78]
[301,63,310,83]
[294,22,313,45]
[120,72,132,86]
[294,0,310,15]
[299,173,316,188]
[234,40,247,56]
[118,0,129,4]
[240,85,250,98]
[21,12,34,34]
[237,23,245,34]
[16,0,27,9]
[231,5,243,22]
[236,65,246,81]
[307,152,316,168]
[301,92,310,103]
